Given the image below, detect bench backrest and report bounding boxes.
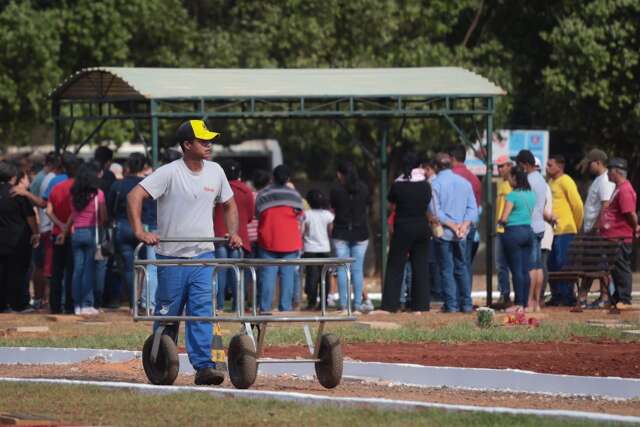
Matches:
[562,235,622,272]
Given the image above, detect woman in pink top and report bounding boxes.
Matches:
[69,162,107,315]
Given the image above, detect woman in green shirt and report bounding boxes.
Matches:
[497,166,536,311]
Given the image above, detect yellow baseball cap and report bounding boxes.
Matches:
[176,119,220,143]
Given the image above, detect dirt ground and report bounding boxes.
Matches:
[1,360,639,417]
[264,340,640,378]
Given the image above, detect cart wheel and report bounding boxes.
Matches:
[315,333,343,389]
[227,334,257,389]
[142,333,179,385]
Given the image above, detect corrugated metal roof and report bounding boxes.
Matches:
[52,67,506,100]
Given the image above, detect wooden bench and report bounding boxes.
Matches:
[547,235,622,312]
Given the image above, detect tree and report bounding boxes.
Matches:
[542,0,640,166]
[0,1,61,143]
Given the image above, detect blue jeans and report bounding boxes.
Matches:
[333,239,368,309]
[258,248,298,312]
[466,225,478,285]
[436,239,471,312]
[154,251,215,370]
[548,234,576,305]
[502,225,534,307]
[214,245,243,311]
[495,233,511,298]
[71,227,106,309]
[115,220,158,308]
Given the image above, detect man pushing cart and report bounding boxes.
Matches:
[127,119,242,385]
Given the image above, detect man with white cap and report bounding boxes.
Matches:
[578,149,615,308]
[127,119,242,385]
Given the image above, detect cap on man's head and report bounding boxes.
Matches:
[608,157,628,171]
[585,148,608,163]
[176,119,220,144]
[496,154,510,166]
[577,148,608,172]
[515,149,535,166]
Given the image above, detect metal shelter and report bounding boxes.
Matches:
[50,66,506,304]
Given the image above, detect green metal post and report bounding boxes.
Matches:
[150,100,159,168]
[52,100,61,153]
[379,121,389,288]
[484,98,495,306]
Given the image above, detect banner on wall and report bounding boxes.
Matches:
[464,129,549,176]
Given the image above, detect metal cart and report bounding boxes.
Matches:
[133,237,356,389]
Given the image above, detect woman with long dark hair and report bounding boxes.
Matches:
[380,152,432,313]
[497,165,536,312]
[330,161,370,313]
[69,162,107,315]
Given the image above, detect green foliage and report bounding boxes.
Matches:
[0,1,61,141]
[0,382,621,427]
[0,0,638,175]
[542,0,640,153]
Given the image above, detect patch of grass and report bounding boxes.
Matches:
[0,382,625,427]
[1,319,638,350]
[0,329,151,350]
[263,320,640,346]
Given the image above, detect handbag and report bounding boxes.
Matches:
[94,195,114,260]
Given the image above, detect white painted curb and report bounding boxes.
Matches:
[1,346,639,400]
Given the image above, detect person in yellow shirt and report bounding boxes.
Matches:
[546,155,584,306]
[494,155,513,307]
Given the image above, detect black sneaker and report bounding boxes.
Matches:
[194,367,225,385]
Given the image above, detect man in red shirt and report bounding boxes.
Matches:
[599,158,639,309]
[255,165,304,314]
[46,153,79,314]
[213,160,255,311]
[448,144,482,284]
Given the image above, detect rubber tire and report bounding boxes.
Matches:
[142,333,179,385]
[227,334,257,389]
[314,333,343,389]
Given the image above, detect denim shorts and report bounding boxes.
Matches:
[529,232,544,269]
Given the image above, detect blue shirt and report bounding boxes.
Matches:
[42,173,68,200]
[527,171,547,234]
[430,169,478,241]
[108,176,157,228]
[505,190,536,226]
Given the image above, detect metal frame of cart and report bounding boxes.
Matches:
[133,237,356,389]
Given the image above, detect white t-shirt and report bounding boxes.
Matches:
[140,159,233,257]
[303,209,334,253]
[38,172,56,233]
[583,171,615,232]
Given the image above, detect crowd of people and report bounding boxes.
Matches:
[379,146,638,314]
[495,149,638,311]
[0,141,377,316]
[0,138,637,318]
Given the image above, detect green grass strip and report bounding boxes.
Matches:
[0,382,627,427]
